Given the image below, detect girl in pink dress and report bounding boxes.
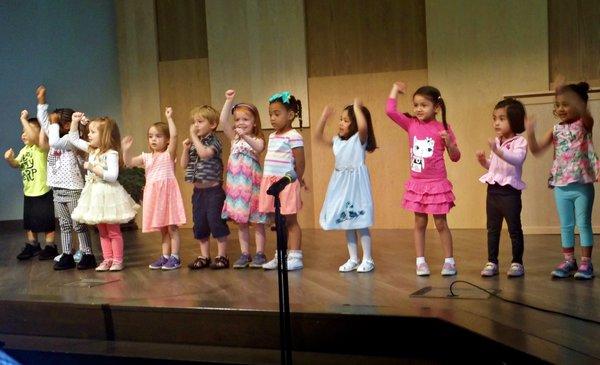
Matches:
[122,107,186,270]
[386,82,461,277]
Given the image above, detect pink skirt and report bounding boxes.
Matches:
[258,175,302,215]
[142,178,187,232]
[402,178,455,215]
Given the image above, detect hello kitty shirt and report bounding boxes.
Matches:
[386,98,460,214]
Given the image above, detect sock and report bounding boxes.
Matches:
[416,257,426,266]
[563,249,575,261]
[163,254,169,259]
[444,257,455,265]
[581,256,591,263]
[171,254,180,260]
[358,228,372,262]
[345,230,359,262]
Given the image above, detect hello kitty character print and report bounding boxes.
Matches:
[411,136,435,172]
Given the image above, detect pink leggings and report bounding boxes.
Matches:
[97,223,123,263]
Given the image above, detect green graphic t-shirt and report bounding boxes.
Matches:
[15,144,50,197]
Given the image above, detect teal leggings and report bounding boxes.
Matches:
[553,183,595,248]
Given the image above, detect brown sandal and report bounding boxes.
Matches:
[188,256,211,270]
[210,256,230,270]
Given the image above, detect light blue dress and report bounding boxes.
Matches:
[319,133,373,230]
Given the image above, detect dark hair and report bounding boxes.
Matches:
[495,98,525,134]
[342,104,377,152]
[269,93,303,129]
[413,86,447,130]
[557,82,590,103]
[27,118,40,129]
[52,108,75,136]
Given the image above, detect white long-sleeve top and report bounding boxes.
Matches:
[37,103,85,189]
[68,131,119,183]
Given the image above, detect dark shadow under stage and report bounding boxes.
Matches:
[0,228,598,364]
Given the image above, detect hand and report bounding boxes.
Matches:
[36,85,46,102]
[394,81,407,94]
[488,138,499,154]
[439,130,451,146]
[83,161,90,170]
[72,111,84,124]
[225,89,236,100]
[189,123,199,136]
[121,136,133,151]
[81,115,89,125]
[524,115,536,133]
[4,148,14,161]
[182,138,191,149]
[20,110,29,121]
[320,105,335,122]
[234,127,246,137]
[476,150,486,164]
[354,98,363,107]
[165,106,173,119]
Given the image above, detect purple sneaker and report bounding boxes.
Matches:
[149,256,169,270]
[161,256,181,271]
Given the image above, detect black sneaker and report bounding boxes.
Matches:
[54,253,75,270]
[17,243,41,260]
[39,245,58,260]
[77,254,97,270]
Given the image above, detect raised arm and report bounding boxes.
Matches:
[36,86,50,133]
[19,110,37,144]
[121,135,144,167]
[165,106,178,159]
[315,105,334,147]
[354,98,368,145]
[525,116,552,156]
[189,124,216,159]
[219,90,237,141]
[386,82,412,130]
[180,138,191,169]
[38,123,49,151]
[67,112,90,152]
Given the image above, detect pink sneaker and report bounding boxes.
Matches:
[441,262,457,276]
[95,260,112,272]
[416,262,430,276]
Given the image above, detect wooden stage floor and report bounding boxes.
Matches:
[0,227,599,364]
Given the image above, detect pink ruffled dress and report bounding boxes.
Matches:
[386,98,460,214]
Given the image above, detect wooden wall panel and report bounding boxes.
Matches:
[205,0,310,129]
[426,0,549,230]
[549,0,600,87]
[156,0,208,61]
[309,69,428,229]
[305,0,427,77]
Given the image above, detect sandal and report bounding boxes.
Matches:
[188,256,211,270]
[210,256,230,270]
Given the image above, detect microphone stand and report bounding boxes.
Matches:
[273,193,293,365]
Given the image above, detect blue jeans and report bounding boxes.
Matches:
[553,183,595,248]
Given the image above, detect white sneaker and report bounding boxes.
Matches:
[54,253,63,262]
[441,262,457,276]
[286,251,303,271]
[263,256,278,270]
[416,262,430,276]
[339,259,360,272]
[357,259,375,273]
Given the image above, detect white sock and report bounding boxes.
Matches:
[358,228,372,262]
[171,254,180,260]
[416,257,426,265]
[444,257,455,265]
[345,230,359,262]
[163,254,169,259]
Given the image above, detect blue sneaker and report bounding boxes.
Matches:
[149,256,169,270]
[574,261,594,280]
[162,256,181,270]
[551,259,577,278]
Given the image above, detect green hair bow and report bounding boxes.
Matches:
[268,91,291,104]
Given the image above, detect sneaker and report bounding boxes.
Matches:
[286,251,303,271]
[162,256,181,270]
[263,255,279,270]
[481,262,499,277]
[54,253,63,262]
[149,256,169,270]
[551,259,577,278]
[73,250,83,263]
[357,259,375,273]
[507,263,525,277]
[109,261,124,271]
[95,260,112,272]
[574,261,594,280]
[441,262,457,276]
[77,254,97,270]
[38,244,58,260]
[233,253,252,269]
[17,243,41,260]
[339,259,360,272]
[416,262,430,276]
[249,252,267,268]
[54,253,75,270]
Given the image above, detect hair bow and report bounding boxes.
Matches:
[268,91,291,104]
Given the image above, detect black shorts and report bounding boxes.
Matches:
[23,190,56,233]
[192,185,230,240]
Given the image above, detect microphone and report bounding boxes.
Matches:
[267,170,297,196]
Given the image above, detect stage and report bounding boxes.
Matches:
[0,227,598,364]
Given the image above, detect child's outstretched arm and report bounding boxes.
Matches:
[315,105,334,147]
[475,150,490,170]
[354,98,368,145]
[67,112,90,152]
[36,85,50,133]
[525,115,552,156]
[180,138,191,169]
[121,136,143,167]
[189,124,216,159]
[19,110,37,145]
[4,148,19,168]
[165,106,178,159]
[219,90,237,141]
[385,82,411,130]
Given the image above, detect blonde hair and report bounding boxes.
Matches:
[233,104,265,143]
[89,117,122,165]
[190,105,219,128]
[148,122,170,152]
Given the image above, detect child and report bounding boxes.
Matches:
[182,105,230,270]
[317,99,377,272]
[386,82,461,276]
[4,110,56,260]
[526,82,599,280]
[219,90,268,268]
[259,91,306,271]
[122,107,186,270]
[476,98,527,277]
[36,86,95,270]
[69,113,139,271]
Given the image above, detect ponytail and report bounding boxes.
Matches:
[438,97,447,131]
